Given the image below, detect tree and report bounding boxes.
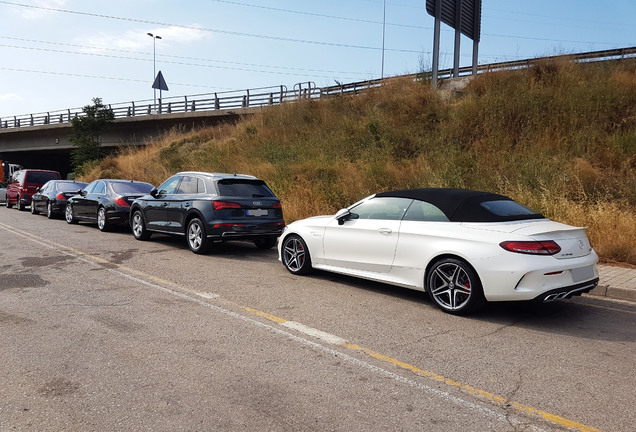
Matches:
[70,97,114,173]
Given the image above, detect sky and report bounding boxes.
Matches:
[0,0,634,118]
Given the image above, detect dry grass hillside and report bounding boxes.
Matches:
[82,58,636,265]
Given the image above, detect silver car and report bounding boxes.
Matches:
[0,181,6,204]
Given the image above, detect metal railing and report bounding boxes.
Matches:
[2,46,634,130]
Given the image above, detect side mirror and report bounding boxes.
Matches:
[35,187,41,193]
[335,208,351,225]
[150,187,158,197]
[79,189,87,197]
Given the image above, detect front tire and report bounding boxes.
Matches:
[187,218,210,254]
[97,207,110,232]
[17,196,25,211]
[282,235,312,275]
[31,202,39,215]
[426,258,485,315]
[131,210,151,240]
[65,203,79,224]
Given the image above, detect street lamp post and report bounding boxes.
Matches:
[147,32,162,110]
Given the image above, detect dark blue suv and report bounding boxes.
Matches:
[129,172,285,253]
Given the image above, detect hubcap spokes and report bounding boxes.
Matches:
[133,215,142,236]
[98,209,105,228]
[431,264,472,310]
[189,224,202,249]
[284,238,305,271]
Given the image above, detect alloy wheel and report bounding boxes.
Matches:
[282,235,311,274]
[427,259,484,314]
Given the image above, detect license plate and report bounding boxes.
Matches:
[571,265,595,283]
[246,209,268,217]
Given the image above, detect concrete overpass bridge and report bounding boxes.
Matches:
[0,106,260,179]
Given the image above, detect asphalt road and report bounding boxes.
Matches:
[1,205,634,432]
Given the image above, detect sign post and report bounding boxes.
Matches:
[426,0,482,87]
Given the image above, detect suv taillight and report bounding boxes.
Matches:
[272,201,282,209]
[213,201,242,210]
[500,241,561,255]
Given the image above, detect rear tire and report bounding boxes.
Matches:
[46,201,55,219]
[426,258,485,315]
[65,203,79,224]
[17,197,25,211]
[97,207,110,232]
[187,218,210,254]
[6,199,13,209]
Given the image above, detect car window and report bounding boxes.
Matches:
[217,179,274,197]
[176,176,200,194]
[157,176,182,195]
[83,181,96,194]
[26,172,59,184]
[111,182,154,194]
[480,200,537,217]
[93,181,106,194]
[350,197,411,221]
[403,200,450,222]
[57,182,86,193]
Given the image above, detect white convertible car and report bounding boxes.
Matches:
[278,188,599,315]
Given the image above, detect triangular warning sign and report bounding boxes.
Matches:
[152,71,169,91]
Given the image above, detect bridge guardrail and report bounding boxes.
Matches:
[2,46,634,130]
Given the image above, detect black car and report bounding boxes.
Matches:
[129,171,285,253]
[31,180,88,219]
[65,179,154,231]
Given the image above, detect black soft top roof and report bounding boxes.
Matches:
[375,188,545,222]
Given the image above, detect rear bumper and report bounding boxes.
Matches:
[206,220,285,240]
[532,277,600,302]
[106,210,131,225]
[210,230,284,240]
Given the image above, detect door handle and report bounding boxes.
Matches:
[377,228,392,235]
[184,203,190,208]
[162,203,169,207]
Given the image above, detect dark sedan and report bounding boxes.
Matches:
[65,179,154,231]
[31,180,88,219]
[130,171,285,253]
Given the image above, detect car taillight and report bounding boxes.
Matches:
[500,241,561,255]
[274,222,285,227]
[213,201,242,210]
[114,196,129,207]
[272,201,282,209]
[213,223,245,228]
[56,193,67,201]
